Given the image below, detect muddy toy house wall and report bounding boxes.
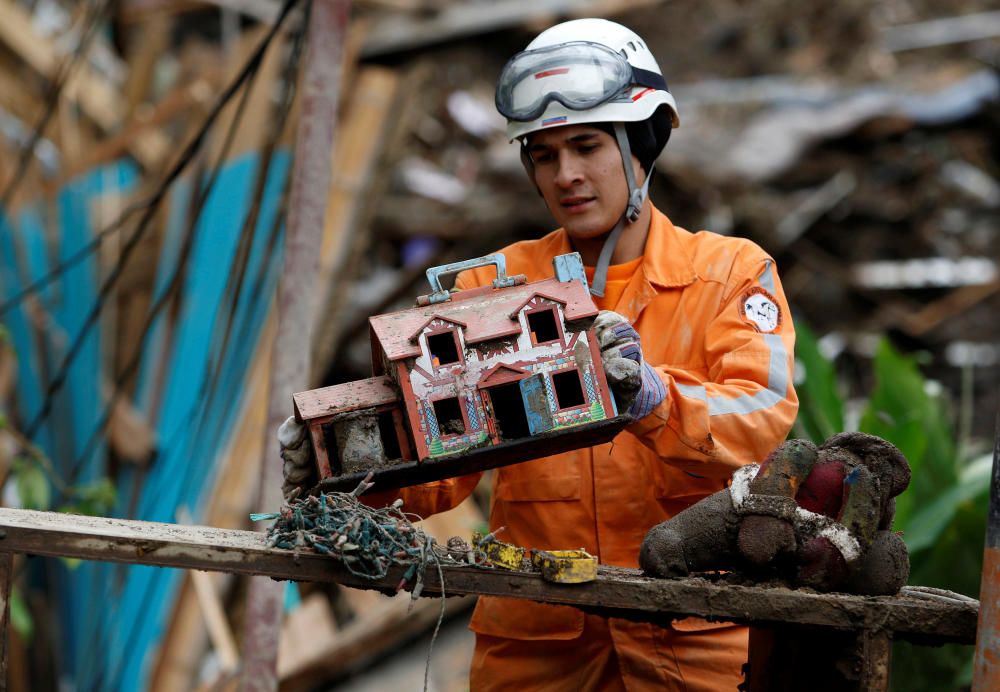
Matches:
[309,404,413,478]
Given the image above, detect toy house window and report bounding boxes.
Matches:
[377,410,402,460]
[427,330,461,367]
[527,308,560,345]
[552,369,585,410]
[320,421,341,475]
[433,396,466,436]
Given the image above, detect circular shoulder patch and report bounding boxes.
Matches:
[740,288,781,333]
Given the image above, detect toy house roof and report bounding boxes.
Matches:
[294,375,400,421]
[370,277,596,366]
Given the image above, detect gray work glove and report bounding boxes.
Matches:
[278,415,315,500]
[593,311,666,419]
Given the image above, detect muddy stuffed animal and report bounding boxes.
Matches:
[639,432,911,595]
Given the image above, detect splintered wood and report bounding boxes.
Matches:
[0,507,978,646]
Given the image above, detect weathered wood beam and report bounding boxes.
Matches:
[0,0,169,169]
[0,507,979,645]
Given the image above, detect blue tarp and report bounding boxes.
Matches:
[0,149,290,690]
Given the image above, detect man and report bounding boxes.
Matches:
[282,17,798,691]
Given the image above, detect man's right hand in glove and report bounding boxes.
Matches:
[278,415,315,500]
[592,311,666,419]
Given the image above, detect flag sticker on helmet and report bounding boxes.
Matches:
[535,68,570,79]
[740,288,781,333]
[542,116,568,127]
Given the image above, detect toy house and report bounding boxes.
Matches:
[293,253,627,492]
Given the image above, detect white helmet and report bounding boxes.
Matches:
[494,18,679,297]
[495,18,680,142]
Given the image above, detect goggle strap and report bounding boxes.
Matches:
[590,215,626,298]
[613,123,642,221]
[631,66,668,92]
[590,123,654,297]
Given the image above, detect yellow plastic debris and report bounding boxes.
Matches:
[473,531,526,571]
[531,549,598,584]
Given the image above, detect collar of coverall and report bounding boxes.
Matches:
[539,206,696,290]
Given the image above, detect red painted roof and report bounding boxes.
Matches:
[370,277,596,363]
[293,375,400,421]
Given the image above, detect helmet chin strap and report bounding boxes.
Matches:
[590,123,652,297]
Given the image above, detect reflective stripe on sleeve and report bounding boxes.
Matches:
[676,260,791,416]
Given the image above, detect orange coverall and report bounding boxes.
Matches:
[381,206,798,690]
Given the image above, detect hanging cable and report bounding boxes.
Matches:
[20,0,303,445]
[69,0,307,486]
[65,38,268,483]
[74,5,305,688]
[173,10,308,497]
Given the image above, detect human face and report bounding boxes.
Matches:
[526,124,644,240]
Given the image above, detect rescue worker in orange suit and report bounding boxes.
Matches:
[279,17,798,691]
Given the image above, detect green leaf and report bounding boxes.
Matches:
[10,587,33,641]
[903,453,992,553]
[791,322,844,443]
[60,558,82,571]
[68,478,117,516]
[859,340,958,529]
[14,458,51,510]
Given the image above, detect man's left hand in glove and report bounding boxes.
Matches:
[278,415,315,500]
[593,311,666,419]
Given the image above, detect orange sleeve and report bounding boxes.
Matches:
[361,473,482,517]
[629,252,798,481]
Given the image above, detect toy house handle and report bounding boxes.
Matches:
[425,254,518,304]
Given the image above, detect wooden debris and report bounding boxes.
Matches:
[0,507,979,645]
[0,0,169,169]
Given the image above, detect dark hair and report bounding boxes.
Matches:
[593,105,673,174]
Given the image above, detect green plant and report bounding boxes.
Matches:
[794,325,989,691]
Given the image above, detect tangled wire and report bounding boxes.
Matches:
[251,473,481,595]
[251,473,497,690]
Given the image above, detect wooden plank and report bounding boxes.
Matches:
[0,0,169,169]
[63,78,213,182]
[0,61,44,132]
[293,375,399,420]
[122,14,173,119]
[0,507,979,644]
[276,592,338,679]
[277,489,486,687]
[747,625,891,691]
[280,594,474,692]
[210,25,286,161]
[190,569,240,673]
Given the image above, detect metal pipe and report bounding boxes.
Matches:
[973,410,1000,690]
[239,1,350,690]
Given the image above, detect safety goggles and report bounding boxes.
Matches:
[495,41,667,123]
